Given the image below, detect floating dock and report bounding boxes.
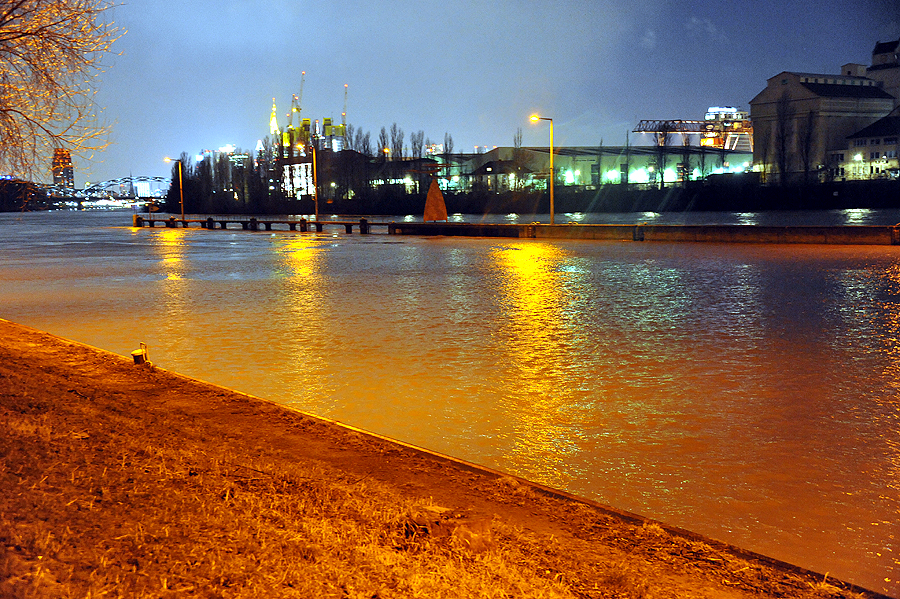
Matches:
[133,215,380,233]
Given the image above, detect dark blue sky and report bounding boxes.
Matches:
[85,0,900,185]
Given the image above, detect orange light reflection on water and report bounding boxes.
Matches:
[875,265,900,534]
[491,242,586,488]
[147,229,192,361]
[274,236,334,412]
[153,228,188,281]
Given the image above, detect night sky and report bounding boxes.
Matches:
[85,0,900,186]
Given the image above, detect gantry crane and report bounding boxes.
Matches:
[633,108,753,152]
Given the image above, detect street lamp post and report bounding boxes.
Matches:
[164,157,185,220]
[311,143,319,221]
[530,114,554,224]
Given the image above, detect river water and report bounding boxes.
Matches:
[1,210,897,595]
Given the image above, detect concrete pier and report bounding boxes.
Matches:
[387,222,900,245]
[133,215,900,245]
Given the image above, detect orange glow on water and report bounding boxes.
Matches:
[274,236,334,411]
[154,228,188,280]
[491,242,583,487]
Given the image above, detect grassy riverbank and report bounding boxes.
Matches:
[0,318,887,598]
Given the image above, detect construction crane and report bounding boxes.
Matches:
[292,71,305,128]
[282,71,306,149]
[342,83,348,129]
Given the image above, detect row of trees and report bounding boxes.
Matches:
[344,124,454,160]
[163,125,459,215]
[645,125,737,190]
[756,93,820,185]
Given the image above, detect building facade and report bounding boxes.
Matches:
[749,70,895,183]
[51,149,74,189]
[839,105,900,179]
[460,145,752,193]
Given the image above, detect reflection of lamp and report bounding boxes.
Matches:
[529,114,554,224]
[163,157,185,220]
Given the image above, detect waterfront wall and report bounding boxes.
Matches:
[388,222,900,245]
[320,179,900,216]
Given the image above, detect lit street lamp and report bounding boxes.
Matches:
[311,143,319,221]
[530,114,554,224]
[163,157,185,220]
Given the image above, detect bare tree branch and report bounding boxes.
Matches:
[0,0,121,181]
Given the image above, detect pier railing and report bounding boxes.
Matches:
[133,215,381,234]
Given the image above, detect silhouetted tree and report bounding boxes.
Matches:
[654,123,673,189]
[680,132,692,183]
[443,132,454,156]
[442,132,455,189]
[698,143,708,180]
[357,130,372,157]
[390,123,404,159]
[798,110,816,185]
[594,139,604,186]
[377,127,389,160]
[410,130,425,159]
[512,127,527,190]
[166,152,203,214]
[344,124,355,151]
[774,92,793,185]
[754,126,770,183]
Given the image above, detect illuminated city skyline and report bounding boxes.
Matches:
[82,0,898,187]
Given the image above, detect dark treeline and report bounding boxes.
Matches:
[162,129,900,216]
[0,179,53,211]
[163,127,461,216]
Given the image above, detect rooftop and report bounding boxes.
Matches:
[800,82,896,99]
[847,116,900,140]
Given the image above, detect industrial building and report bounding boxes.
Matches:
[751,38,900,182]
[461,143,751,194]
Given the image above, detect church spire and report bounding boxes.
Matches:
[269,98,279,136]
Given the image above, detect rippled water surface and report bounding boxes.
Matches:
[1,210,898,595]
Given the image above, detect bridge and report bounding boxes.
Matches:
[80,176,169,198]
[45,176,170,200]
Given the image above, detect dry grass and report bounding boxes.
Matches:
[1,394,576,598]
